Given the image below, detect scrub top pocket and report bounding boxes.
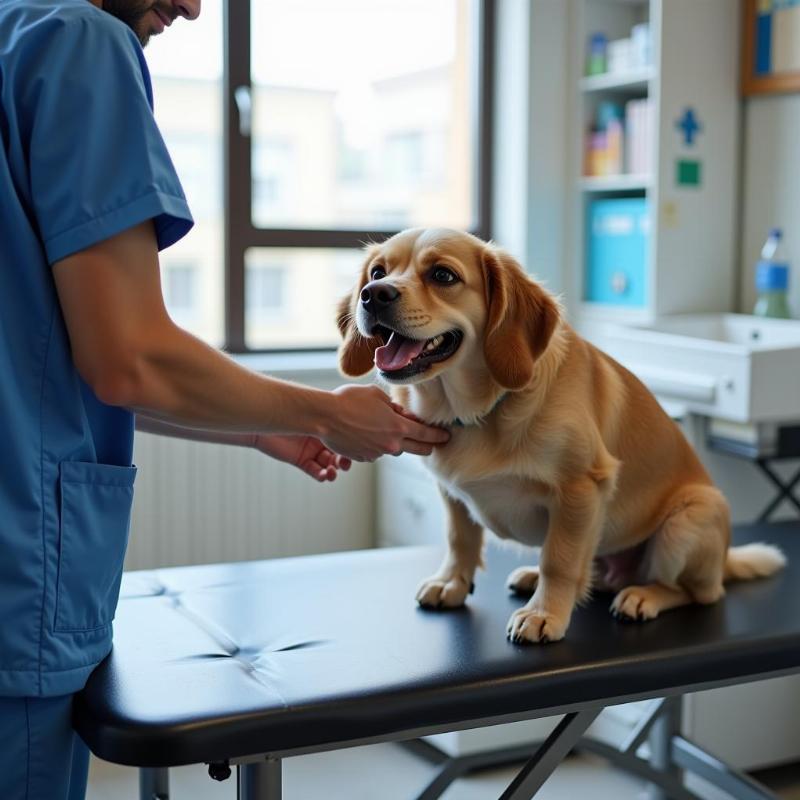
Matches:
[54,461,137,633]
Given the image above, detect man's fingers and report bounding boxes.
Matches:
[317,449,336,468]
[391,402,424,423]
[399,439,436,457]
[323,450,351,471]
[310,464,338,482]
[403,419,450,444]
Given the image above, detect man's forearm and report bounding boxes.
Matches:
[134,414,257,447]
[53,221,446,466]
[117,322,335,438]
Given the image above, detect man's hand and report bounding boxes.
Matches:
[254,434,352,482]
[53,222,451,457]
[320,385,450,463]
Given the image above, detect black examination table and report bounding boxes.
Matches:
[75,521,800,800]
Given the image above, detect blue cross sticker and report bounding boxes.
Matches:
[676,107,701,146]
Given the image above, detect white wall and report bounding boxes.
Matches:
[740,94,800,316]
[127,432,375,570]
[126,360,377,570]
[492,0,569,294]
[714,93,800,524]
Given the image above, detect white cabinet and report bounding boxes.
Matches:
[376,454,445,548]
[686,677,800,771]
[568,0,740,324]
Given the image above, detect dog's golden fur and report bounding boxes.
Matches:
[338,228,785,643]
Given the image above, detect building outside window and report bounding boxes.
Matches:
[246,263,287,318]
[164,263,197,312]
[141,0,492,352]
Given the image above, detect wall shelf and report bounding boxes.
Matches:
[579,67,654,93]
[580,174,651,192]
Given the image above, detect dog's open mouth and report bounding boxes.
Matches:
[372,325,463,378]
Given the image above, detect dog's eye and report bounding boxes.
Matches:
[431,266,458,285]
[370,266,387,280]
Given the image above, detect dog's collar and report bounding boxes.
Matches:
[449,392,508,428]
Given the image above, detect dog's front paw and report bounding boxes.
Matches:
[506,608,566,644]
[416,576,471,609]
[507,566,539,595]
[610,586,659,621]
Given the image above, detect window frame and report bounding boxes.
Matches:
[223,0,496,353]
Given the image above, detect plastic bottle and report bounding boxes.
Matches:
[753,228,792,319]
[586,33,608,76]
[601,104,624,175]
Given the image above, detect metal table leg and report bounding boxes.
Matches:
[673,736,779,800]
[498,708,602,800]
[404,738,551,800]
[238,758,282,800]
[139,767,169,800]
[755,459,800,522]
[647,697,682,800]
[579,738,700,800]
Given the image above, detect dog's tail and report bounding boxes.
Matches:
[724,543,786,582]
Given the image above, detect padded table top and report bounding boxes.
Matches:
[75,522,800,768]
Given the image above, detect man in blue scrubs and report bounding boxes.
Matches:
[0,2,449,797]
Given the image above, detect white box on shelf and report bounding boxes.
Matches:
[607,37,633,73]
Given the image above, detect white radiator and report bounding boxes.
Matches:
[125,432,376,570]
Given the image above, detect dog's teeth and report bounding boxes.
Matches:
[425,335,443,352]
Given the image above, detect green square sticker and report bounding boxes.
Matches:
[676,159,701,187]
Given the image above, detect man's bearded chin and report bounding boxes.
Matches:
[103,0,157,46]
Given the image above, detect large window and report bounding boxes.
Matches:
[146,0,224,345]
[144,0,493,352]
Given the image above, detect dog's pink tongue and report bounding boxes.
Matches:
[375,332,426,371]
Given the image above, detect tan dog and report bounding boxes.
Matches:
[337,228,786,644]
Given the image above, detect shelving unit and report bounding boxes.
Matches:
[579,66,654,93]
[568,0,740,326]
[579,174,651,192]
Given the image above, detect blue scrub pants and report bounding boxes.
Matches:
[0,694,89,800]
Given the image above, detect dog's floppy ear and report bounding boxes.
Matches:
[336,245,382,377]
[481,244,560,390]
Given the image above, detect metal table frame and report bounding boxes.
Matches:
[705,432,800,522]
[136,681,788,800]
[753,458,800,522]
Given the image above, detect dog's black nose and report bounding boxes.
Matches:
[360,281,400,311]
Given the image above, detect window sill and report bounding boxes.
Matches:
[232,350,350,386]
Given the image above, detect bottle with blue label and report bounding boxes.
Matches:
[753,228,792,319]
[586,33,607,76]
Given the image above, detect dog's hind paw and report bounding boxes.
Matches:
[506,566,539,596]
[610,586,659,621]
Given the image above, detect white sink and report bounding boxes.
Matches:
[639,314,800,349]
[583,313,800,422]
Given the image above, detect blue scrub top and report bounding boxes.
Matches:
[0,0,193,697]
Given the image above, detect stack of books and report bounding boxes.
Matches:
[707,417,800,459]
[624,97,653,176]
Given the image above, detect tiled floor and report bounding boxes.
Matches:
[86,742,800,799]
